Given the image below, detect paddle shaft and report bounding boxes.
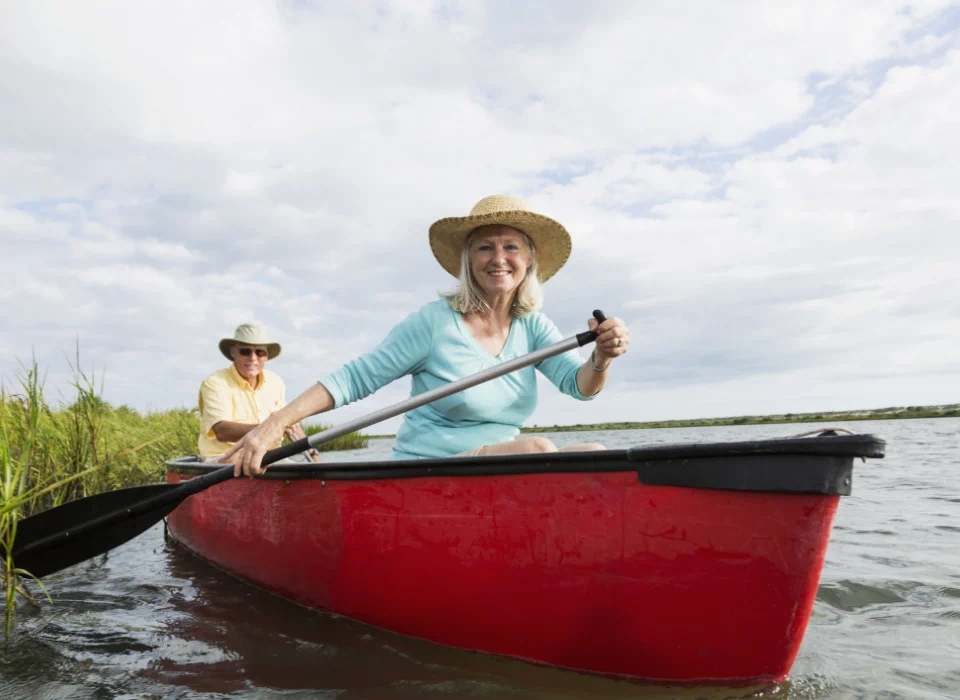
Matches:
[12,311,607,562]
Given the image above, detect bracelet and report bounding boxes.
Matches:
[589,349,610,372]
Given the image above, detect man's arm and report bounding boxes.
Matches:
[212,420,259,443]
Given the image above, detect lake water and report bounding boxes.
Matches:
[1,418,957,699]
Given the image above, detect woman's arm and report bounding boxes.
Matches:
[575,315,630,397]
[575,352,610,397]
[221,383,335,476]
[534,314,629,399]
[223,304,435,477]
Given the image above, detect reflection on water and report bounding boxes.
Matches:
[1,418,957,699]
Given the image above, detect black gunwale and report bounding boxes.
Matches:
[165,434,884,495]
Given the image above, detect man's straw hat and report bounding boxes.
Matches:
[428,195,572,283]
[219,323,281,361]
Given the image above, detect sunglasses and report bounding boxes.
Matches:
[237,347,268,358]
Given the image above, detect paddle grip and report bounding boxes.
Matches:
[576,309,608,346]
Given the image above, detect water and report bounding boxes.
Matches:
[1,418,957,699]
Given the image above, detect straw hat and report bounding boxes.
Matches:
[428,195,572,283]
[219,323,281,361]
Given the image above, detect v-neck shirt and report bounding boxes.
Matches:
[319,299,595,459]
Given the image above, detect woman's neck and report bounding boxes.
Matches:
[462,294,515,356]
[482,292,514,326]
[462,293,514,333]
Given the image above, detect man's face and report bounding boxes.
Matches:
[230,344,268,381]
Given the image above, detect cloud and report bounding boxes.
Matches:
[1,1,958,435]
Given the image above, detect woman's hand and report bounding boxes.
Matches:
[589,315,630,367]
[220,414,287,478]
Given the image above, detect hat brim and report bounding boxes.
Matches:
[219,340,281,361]
[428,210,572,283]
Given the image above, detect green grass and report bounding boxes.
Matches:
[521,404,960,433]
[301,423,369,450]
[362,404,960,439]
[0,357,150,642]
[0,352,369,641]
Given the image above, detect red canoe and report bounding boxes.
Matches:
[164,432,884,683]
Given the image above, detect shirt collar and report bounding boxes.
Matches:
[228,363,265,391]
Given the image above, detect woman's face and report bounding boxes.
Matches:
[468,225,532,300]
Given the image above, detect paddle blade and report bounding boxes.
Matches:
[10,483,183,579]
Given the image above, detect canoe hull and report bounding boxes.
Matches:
[165,461,842,682]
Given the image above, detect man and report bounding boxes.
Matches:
[198,323,319,461]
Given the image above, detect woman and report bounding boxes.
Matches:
[224,195,629,477]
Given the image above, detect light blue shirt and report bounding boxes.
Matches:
[319,299,596,459]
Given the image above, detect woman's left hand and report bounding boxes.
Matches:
[589,315,630,364]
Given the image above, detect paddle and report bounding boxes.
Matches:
[10,311,610,579]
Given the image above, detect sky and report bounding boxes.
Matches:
[1,0,959,433]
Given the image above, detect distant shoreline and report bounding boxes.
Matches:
[363,404,959,439]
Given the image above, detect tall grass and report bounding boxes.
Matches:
[0,359,125,641]
[0,353,369,641]
[302,422,369,450]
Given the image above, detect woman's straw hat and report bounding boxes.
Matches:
[428,195,572,282]
[219,323,282,361]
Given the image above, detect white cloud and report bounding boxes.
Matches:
[1,1,958,437]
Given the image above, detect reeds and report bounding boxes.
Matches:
[0,359,112,641]
[0,353,369,641]
[302,422,369,450]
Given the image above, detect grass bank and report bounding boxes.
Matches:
[360,404,960,440]
[522,404,960,433]
[0,355,368,640]
[302,423,369,449]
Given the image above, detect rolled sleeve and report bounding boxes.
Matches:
[318,376,348,409]
[198,377,232,438]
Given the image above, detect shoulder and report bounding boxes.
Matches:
[420,298,454,321]
[263,368,285,387]
[518,310,554,332]
[397,299,452,334]
[517,311,566,348]
[201,367,232,389]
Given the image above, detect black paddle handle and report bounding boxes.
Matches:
[177,441,306,490]
[177,436,311,492]
[576,310,608,346]
[261,437,311,466]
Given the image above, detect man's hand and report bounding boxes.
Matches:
[220,415,287,477]
[284,422,308,441]
[287,423,322,462]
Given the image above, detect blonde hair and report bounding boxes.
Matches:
[442,228,544,318]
